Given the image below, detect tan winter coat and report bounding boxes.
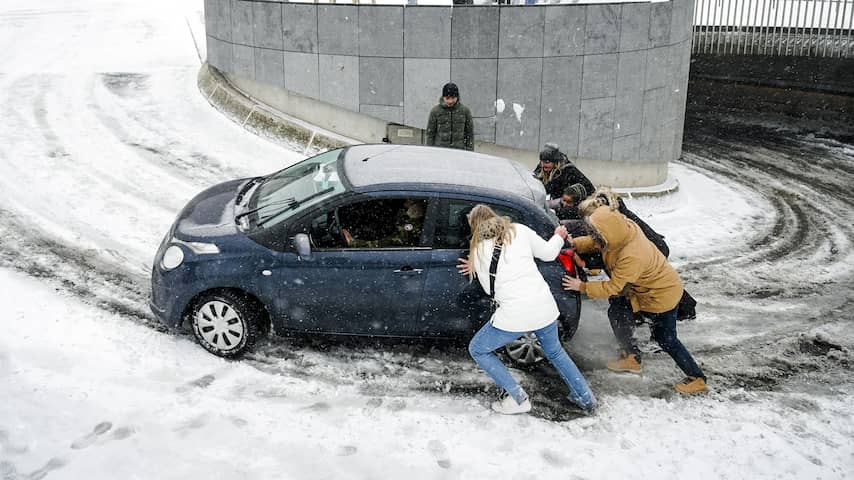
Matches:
[573,207,683,313]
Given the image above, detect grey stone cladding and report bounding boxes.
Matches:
[206,0,694,166]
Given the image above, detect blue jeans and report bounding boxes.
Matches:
[468,320,597,410]
[609,297,705,379]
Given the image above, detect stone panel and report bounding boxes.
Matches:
[619,3,650,52]
[582,54,617,99]
[206,0,232,42]
[360,105,403,124]
[649,1,673,48]
[544,5,585,57]
[404,58,450,129]
[645,46,668,91]
[254,48,284,87]
[404,7,451,58]
[231,0,253,45]
[499,7,544,59]
[318,5,358,55]
[540,56,582,157]
[282,4,318,53]
[496,58,542,152]
[450,58,498,118]
[474,117,496,143]
[232,44,255,80]
[360,57,404,107]
[252,2,282,50]
[579,96,615,160]
[670,0,694,44]
[616,50,647,97]
[451,7,499,59]
[614,92,643,138]
[207,36,232,73]
[584,4,620,55]
[359,6,404,57]
[640,87,666,161]
[284,51,319,98]
[319,54,359,111]
[612,133,640,162]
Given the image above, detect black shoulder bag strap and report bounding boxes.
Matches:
[488,242,503,302]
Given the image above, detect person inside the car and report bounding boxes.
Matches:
[562,203,707,395]
[456,204,596,415]
[342,198,426,248]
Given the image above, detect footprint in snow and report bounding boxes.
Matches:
[176,374,216,393]
[303,402,331,412]
[25,457,66,480]
[387,399,406,412]
[0,429,29,454]
[427,440,451,469]
[70,422,112,450]
[336,445,358,457]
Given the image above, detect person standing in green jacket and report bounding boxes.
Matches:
[425,83,474,151]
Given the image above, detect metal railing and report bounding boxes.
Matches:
[693,0,854,57]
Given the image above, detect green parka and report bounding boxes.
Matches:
[425,99,474,151]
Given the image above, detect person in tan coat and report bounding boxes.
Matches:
[562,205,707,394]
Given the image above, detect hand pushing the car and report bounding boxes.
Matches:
[456,257,472,276]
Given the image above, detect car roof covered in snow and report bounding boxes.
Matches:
[340,144,544,203]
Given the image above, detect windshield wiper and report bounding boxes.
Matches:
[234,196,296,224]
[235,176,266,206]
[237,186,335,230]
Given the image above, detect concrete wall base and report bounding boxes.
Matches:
[198,63,353,155]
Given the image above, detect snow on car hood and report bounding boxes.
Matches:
[173,178,246,239]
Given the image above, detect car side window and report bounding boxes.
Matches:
[433,199,522,249]
[297,198,429,250]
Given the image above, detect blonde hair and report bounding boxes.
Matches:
[536,159,564,186]
[577,186,619,219]
[467,204,515,280]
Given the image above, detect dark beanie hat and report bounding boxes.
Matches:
[563,183,588,200]
[539,142,563,162]
[442,82,459,98]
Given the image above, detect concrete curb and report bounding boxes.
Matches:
[197,63,355,155]
[616,173,680,198]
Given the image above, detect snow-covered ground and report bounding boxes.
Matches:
[1,1,853,479]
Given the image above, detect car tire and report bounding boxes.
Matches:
[190,291,261,358]
[504,293,581,368]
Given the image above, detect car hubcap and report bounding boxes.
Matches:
[506,333,545,365]
[196,300,244,351]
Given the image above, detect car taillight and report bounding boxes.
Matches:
[557,249,576,275]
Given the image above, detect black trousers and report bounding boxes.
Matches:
[608,296,705,378]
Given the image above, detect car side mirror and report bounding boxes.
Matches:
[294,233,312,259]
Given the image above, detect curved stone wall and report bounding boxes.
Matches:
[204,0,694,187]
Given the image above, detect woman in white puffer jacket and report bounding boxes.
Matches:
[457,204,596,415]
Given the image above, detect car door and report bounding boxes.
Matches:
[419,196,525,337]
[275,195,431,336]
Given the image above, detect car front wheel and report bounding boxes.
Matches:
[190,291,260,358]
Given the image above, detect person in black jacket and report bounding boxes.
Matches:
[534,143,595,200]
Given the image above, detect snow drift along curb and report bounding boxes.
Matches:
[197,63,353,154]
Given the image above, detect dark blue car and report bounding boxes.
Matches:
[150,145,581,366]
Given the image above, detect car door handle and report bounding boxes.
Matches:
[393,266,423,275]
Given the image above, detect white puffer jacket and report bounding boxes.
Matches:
[472,224,563,332]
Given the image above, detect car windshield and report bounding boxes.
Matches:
[243,149,345,230]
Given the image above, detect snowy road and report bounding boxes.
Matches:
[1,1,853,479]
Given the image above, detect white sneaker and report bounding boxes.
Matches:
[491,394,532,415]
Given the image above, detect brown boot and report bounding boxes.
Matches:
[674,376,708,394]
[606,352,642,374]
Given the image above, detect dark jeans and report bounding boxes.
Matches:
[608,297,705,379]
